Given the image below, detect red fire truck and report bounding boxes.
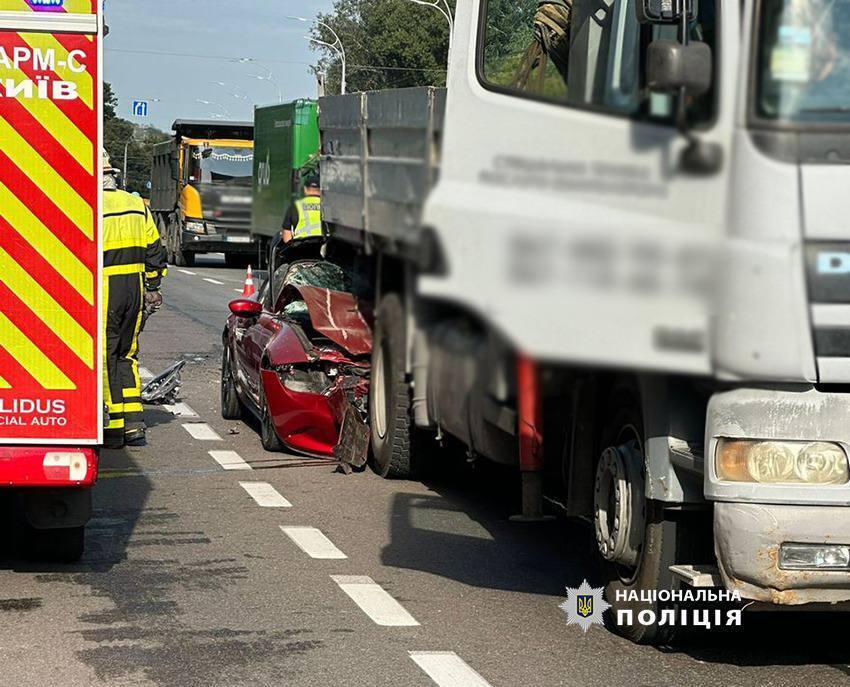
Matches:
[0,0,102,561]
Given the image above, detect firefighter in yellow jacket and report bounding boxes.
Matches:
[102,151,167,447]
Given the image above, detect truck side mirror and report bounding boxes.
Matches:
[647,40,712,97]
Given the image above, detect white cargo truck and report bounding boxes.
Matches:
[318,0,850,642]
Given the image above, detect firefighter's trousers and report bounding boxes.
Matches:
[103,269,144,445]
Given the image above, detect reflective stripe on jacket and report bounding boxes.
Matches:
[103,190,167,289]
[291,196,323,240]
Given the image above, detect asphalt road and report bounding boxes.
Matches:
[1,254,849,687]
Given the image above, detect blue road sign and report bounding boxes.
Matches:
[132,100,149,117]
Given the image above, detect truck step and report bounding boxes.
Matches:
[669,564,722,588]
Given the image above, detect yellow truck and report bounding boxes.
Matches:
[150,119,256,267]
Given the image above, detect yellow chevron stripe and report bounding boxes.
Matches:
[0,55,93,174]
[0,0,93,13]
[0,375,10,389]
[0,181,93,304]
[0,313,75,390]
[0,115,93,238]
[0,249,93,368]
[19,32,93,110]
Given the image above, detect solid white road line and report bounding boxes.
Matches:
[182,423,221,441]
[138,366,153,380]
[240,481,292,507]
[209,450,251,470]
[409,652,493,687]
[164,402,198,418]
[330,575,420,627]
[177,269,197,275]
[280,526,347,560]
[234,289,243,294]
[203,278,225,285]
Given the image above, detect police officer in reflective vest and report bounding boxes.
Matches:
[102,151,167,447]
[281,173,323,243]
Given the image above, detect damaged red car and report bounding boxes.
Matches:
[221,258,372,466]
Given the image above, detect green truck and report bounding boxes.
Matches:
[251,100,320,251]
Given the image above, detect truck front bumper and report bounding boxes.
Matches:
[707,387,850,604]
[715,502,850,604]
[182,230,256,254]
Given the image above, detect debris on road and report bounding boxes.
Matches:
[141,361,187,404]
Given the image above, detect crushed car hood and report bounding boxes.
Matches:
[286,285,372,356]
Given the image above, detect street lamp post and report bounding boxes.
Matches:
[195,99,233,119]
[287,16,347,94]
[233,58,283,103]
[210,80,250,102]
[407,0,454,63]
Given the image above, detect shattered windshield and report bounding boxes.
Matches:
[275,261,350,322]
[756,0,850,124]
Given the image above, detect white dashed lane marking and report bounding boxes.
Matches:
[138,366,153,380]
[240,481,291,507]
[280,526,347,560]
[208,450,251,470]
[177,269,197,275]
[233,289,243,294]
[331,575,420,627]
[203,278,225,285]
[409,652,493,687]
[182,423,221,441]
[164,402,198,418]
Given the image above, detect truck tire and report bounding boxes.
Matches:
[221,346,244,420]
[170,221,194,267]
[24,525,85,563]
[369,293,415,478]
[594,394,693,645]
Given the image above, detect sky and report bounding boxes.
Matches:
[104,0,334,131]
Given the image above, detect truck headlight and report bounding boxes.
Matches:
[716,439,850,485]
[185,220,206,234]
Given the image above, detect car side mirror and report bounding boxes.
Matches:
[229,298,262,318]
[647,40,712,97]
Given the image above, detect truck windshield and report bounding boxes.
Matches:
[190,146,253,185]
[756,0,850,124]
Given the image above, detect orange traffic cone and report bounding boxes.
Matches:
[242,265,255,297]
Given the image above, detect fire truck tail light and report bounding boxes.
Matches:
[43,452,88,481]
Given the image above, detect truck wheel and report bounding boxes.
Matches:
[24,525,84,563]
[221,346,244,420]
[594,397,690,645]
[170,222,194,267]
[369,293,415,478]
[157,217,173,264]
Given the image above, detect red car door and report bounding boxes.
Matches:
[241,309,279,407]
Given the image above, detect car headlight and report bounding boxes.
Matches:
[716,439,849,485]
[185,220,206,234]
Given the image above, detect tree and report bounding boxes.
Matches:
[311,0,454,94]
[102,82,169,197]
